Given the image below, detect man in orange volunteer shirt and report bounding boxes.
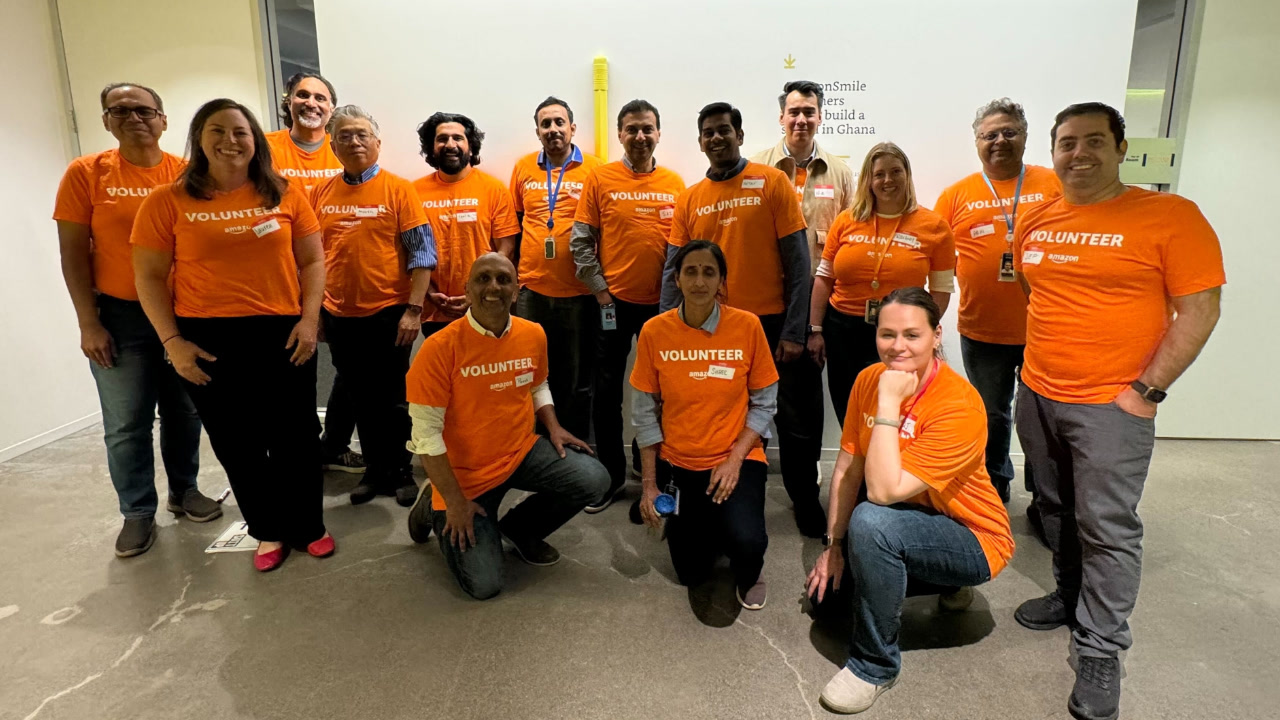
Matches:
[570,99,686,513]
[53,82,219,558]
[510,97,602,440]
[311,105,437,507]
[661,102,824,537]
[265,72,363,476]
[404,253,609,600]
[413,112,520,339]
[1012,103,1224,720]
[933,98,1062,508]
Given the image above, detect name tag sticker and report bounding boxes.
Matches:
[659,206,675,220]
[455,211,478,223]
[893,232,920,249]
[741,176,765,189]
[707,364,736,380]
[971,222,995,238]
[515,371,534,387]
[354,206,379,218]
[814,185,835,199]
[251,217,282,237]
[901,416,918,437]
[1022,249,1045,265]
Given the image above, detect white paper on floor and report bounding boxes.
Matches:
[205,521,259,553]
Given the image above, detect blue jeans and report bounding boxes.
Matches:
[432,437,609,600]
[844,502,991,684]
[959,336,1029,494]
[89,295,201,519]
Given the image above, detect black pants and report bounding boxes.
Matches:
[593,298,657,487]
[664,459,769,593]
[177,315,324,545]
[823,305,881,424]
[757,314,824,513]
[420,320,451,340]
[515,288,597,439]
[322,305,412,480]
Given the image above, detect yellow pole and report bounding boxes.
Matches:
[593,56,608,161]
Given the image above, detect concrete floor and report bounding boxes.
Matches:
[1,427,1277,720]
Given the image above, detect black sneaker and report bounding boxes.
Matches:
[407,484,434,544]
[583,479,624,514]
[115,517,156,558]
[323,449,366,474]
[503,533,560,566]
[1069,656,1121,720]
[1015,590,1075,631]
[166,489,223,523]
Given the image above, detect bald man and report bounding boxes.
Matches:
[404,253,608,599]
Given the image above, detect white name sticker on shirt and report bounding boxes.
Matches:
[1022,249,1045,265]
[455,211,478,223]
[814,185,835,199]
[251,218,282,237]
[741,177,765,190]
[659,206,675,220]
[707,364,736,380]
[354,206,379,218]
[514,371,534,387]
[971,222,995,239]
[901,416,918,438]
[893,232,921,249]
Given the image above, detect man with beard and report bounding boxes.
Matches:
[413,112,521,339]
[569,99,686,514]
[508,97,602,439]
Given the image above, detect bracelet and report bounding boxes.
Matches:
[872,417,900,428]
[161,334,181,345]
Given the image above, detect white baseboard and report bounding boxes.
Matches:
[0,411,103,463]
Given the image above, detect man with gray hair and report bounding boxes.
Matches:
[933,97,1061,513]
[310,104,438,507]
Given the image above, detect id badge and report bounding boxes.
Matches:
[544,236,556,260]
[864,298,882,325]
[601,304,617,331]
[998,252,1017,282]
[665,482,681,517]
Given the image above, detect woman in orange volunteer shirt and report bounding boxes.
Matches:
[53,82,220,559]
[805,287,1013,715]
[132,98,332,573]
[808,143,956,423]
[631,241,779,611]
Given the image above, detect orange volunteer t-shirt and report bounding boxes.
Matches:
[1014,187,1226,404]
[413,169,521,322]
[510,149,602,297]
[311,170,429,317]
[630,305,779,471]
[841,362,1014,576]
[265,129,342,196]
[406,315,548,510]
[53,149,186,301]
[131,182,321,318]
[668,162,807,316]
[933,165,1061,345]
[822,208,956,316]
[574,161,686,305]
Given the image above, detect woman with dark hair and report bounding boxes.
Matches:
[805,287,1013,714]
[630,240,779,611]
[131,98,332,572]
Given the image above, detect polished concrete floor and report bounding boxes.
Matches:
[1,426,1277,720]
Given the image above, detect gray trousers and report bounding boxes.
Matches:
[1015,384,1156,658]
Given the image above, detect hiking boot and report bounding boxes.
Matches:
[166,488,223,523]
[115,517,156,558]
[1069,656,1121,720]
[1016,590,1074,630]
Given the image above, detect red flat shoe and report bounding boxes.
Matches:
[307,533,336,558]
[254,545,289,572]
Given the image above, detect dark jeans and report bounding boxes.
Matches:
[319,362,357,459]
[593,299,657,487]
[823,305,880,424]
[663,459,769,593]
[432,437,609,599]
[757,314,825,513]
[960,336,1031,495]
[1016,385,1155,658]
[515,288,597,439]
[177,315,324,546]
[89,295,201,519]
[842,502,991,684]
[322,306,412,479]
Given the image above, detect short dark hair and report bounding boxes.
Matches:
[1050,102,1126,149]
[697,102,742,133]
[672,239,728,281]
[278,72,337,129]
[181,99,285,209]
[417,112,485,168]
[100,82,164,112]
[534,96,573,124]
[617,99,661,130]
[778,80,824,110]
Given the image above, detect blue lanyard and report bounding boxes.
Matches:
[981,165,1025,240]
[544,151,574,230]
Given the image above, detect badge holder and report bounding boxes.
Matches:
[864,298,882,325]
[601,303,617,331]
[544,236,556,260]
[998,251,1017,282]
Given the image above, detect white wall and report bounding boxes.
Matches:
[1164,0,1280,439]
[0,1,100,461]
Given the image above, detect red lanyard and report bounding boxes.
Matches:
[897,359,940,427]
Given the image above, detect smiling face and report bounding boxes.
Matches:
[466,253,517,320]
[698,113,743,168]
[1052,113,1127,197]
[102,86,166,147]
[535,104,575,157]
[780,90,821,152]
[289,77,333,131]
[870,155,908,210]
[433,121,471,175]
[975,112,1026,175]
[876,302,940,375]
[331,116,380,175]
[200,108,254,174]
[618,110,660,169]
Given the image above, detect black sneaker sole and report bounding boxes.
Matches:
[501,533,560,567]
[583,483,625,514]
[115,527,156,558]
[1068,697,1119,720]
[407,485,434,544]
[166,502,223,523]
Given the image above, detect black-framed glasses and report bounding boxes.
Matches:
[979,128,1022,143]
[105,106,161,120]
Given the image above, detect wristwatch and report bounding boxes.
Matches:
[822,533,843,548]
[1130,380,1167,404]
[808,324,823,334]
[406,304,424,315]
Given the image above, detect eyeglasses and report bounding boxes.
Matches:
[979,128,1023,142]
[335,131,375,145]
[105,106,161,120]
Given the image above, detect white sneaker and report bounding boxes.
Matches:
[938,586,974,612]
[820,667,897,714]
